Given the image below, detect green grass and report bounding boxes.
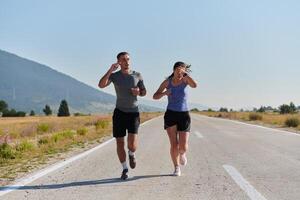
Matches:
[77,127,88,136]
[95,120,109,130]
[37,123,50,134]
[0,143,17,159]
[16,140,35,152]
[38,137,49,145]
[51,130,74,143]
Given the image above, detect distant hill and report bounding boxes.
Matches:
[140,98,209,111]
[0,50,159,114]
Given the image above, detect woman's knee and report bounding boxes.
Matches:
[179,143,188,153]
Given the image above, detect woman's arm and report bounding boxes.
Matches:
[183,75,197,88]
[153,79,170,100]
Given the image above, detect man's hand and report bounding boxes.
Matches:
[110,63,120,72]
[131,87,140,96]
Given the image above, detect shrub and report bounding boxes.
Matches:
[30,110,35,116]
[0,143,16,159]
[37,123,50,133]
[74,113,89,116]
[38,137,49,145]
[285,117,300,127]
[95,120,109,130]
[77,128,88,136]
[51,130,74,143]
[16,140,35,152]
[249,113,263,121]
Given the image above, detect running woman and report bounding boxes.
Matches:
[99,52,146,180]
[153,61,197,176]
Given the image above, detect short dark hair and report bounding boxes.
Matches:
[117,52,129,60]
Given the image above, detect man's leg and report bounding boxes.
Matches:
[116,137,126,163]
[127,133,137,168]
[116,137,128,180]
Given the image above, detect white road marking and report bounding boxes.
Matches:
[194,131,204,138]
[0,116,160,197]
[223,165,267,200]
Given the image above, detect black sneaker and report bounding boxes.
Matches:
[129,154,136,169]
[121,168,128,180]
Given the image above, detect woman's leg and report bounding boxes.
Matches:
[166,125,179,167]
[178,131,189,166]
[178,131,189,155]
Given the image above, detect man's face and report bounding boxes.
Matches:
[118,54,130,73]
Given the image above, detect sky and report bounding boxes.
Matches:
[1,0,300,109]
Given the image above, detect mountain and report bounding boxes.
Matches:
[0,50,159,114]
[140,98,209,111]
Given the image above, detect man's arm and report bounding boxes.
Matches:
[98,63,119,88]
[139,86,146,97]
[136,73,147,97]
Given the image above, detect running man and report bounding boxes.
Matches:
[153,61,197,176]
[98,52,146,180]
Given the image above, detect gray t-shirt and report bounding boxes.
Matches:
[109,70,145,112]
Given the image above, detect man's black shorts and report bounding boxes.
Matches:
[112,108,140,138]
[164,109,191,132]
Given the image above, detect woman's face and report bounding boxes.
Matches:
[173,66,186,79]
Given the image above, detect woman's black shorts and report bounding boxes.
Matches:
[164,109,191,132]
[112,108,140,138]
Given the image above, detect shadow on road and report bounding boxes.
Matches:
[0,174,172,191]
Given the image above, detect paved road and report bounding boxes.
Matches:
[1,114,300,200]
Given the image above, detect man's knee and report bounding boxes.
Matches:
[127,142,137,152]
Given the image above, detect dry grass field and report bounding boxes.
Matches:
[195,111,300,131]
[0,112,162,185]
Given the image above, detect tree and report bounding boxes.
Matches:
[279,104,291,114]
[219,107,228,112]
[289,102,297,113]
[43,105,52,116]
[57,100,70,117]
[2,109,25,117]
[0,100,8,112]
[190,108,199,112]
[30,110,35,116]
[257,106,266,113]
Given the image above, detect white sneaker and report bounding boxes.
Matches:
[173,166,181,176]
[179,153,187,166]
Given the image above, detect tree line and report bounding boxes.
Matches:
[0,99,70,117]
[200,102,300,114]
